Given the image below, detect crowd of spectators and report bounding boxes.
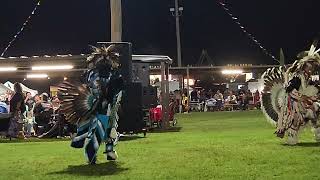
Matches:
[171,87,261,113]
[0,82,75,139]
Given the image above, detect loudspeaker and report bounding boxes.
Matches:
[117,82,144,133]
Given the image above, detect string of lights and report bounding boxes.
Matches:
[218,1,279,63]
[1,0,41,57]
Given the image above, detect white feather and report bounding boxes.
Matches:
[261,68,286,127]
[314,48,320,54]
[308,44,316,56]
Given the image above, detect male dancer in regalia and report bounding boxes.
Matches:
[276,61,319,144]
[59,45,123,164]
[261,43,320,145]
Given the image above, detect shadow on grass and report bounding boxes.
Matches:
[282,142,320,147]
[149,126,182,133]
[296,142,320,147]
[49,161,128,177]
[0,137,70,143]
[0,136,145,143]
[120,135,145,141]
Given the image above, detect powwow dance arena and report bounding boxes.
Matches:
[0,42,319,180]
[1,0,320,178]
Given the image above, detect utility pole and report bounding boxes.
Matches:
[170,0,183,67]
[110,0,122,41]
[170,0,184,93]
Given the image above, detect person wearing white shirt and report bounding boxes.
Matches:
[227,92,237,104]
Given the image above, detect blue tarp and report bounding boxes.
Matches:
[0,102,8,113]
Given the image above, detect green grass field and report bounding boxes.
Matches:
[1,111,320,180]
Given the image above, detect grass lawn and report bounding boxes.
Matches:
[1,110,320,180]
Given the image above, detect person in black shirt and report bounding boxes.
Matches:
[33,93,53,136]
[190,89,198,101]
[24,92,35,111]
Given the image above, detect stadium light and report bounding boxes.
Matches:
[0,67,17,72]
[222,69,243,75]
[32,65,73,71]
[27,74,48,79]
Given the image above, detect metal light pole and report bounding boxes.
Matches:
[110,0,122,42]
[170,0,184,94]
[160,62,170,128]
[170,0,183,67]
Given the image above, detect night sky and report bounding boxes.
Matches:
[0,0,319,65]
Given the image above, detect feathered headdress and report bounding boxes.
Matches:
[86,44,121,69]
[261,40,320,126]
[285,41,320,83]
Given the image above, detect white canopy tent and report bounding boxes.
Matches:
[0,83,12,96]
[3,81,14,91]
[4,81,38,96]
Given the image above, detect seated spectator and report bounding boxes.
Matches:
[33,93,53,136]
[214,90,224,110]
[227,92,237,104]
[204,98,217,112]
[206,98,217,106]
[223,88,229,100]
[190,89,198,102]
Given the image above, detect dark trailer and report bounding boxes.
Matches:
[118,54,172,135]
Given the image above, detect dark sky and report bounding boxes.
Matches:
[0,0,319,65]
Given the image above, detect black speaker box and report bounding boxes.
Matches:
[117,82,145,133]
